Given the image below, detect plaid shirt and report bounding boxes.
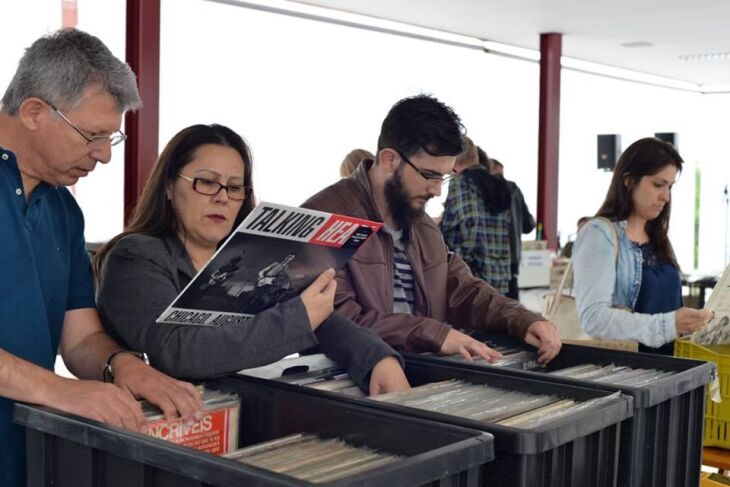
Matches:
[439,168,512,294]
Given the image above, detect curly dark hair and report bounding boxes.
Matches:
[377,94,465,158]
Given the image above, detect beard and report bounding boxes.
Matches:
[384,167,428,240]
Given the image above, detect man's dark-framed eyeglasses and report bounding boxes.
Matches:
[44,99,127,147]
[395,150,455,184]
[178,173,252,201]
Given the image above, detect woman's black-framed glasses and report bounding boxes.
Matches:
[178,173,252,201]
[395,149,455,184]
[44,100,127,147]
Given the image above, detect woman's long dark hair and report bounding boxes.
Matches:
[94,124,256,278]
[595,137,682,268]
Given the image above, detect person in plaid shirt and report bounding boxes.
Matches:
[440,137,512,294]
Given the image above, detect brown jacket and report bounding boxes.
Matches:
[302,161,545,353]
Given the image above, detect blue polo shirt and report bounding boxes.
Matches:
[0,146,96,486]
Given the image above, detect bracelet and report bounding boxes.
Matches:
[102,350,149,382]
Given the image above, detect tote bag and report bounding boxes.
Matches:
[544,218,638,352]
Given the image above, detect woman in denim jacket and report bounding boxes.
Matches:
[573,138,712,354]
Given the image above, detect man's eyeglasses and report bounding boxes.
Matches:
[45,100,126,147]
[178,173,252,201]
[395,150,455,184]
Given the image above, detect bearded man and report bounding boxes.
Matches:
[302,94,561,362]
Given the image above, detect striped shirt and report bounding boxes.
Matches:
[385,227,415,314]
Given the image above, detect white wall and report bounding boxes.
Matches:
[159,0,540,221]
[559,70,730,271]
[3,0,728,271]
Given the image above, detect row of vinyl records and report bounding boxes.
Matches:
[303,376,621,428]
[439,342,679,387]
[140,354,678,481]
[140,387,400,483]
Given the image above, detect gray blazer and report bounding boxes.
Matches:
[96,234,401,389]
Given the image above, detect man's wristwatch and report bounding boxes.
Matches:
[102,350,149,382]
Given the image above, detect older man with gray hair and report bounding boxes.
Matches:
[0,29,201,486]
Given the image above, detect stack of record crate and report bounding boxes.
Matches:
[407,331,713,487]
[16,375,493,487]
[237,354,634,487]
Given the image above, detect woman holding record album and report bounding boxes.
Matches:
[95,124,409,394]
[572,137,712,354]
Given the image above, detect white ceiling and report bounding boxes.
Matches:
[296,0,730,87]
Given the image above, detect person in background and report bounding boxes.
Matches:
[572,137,712,354]
[303,94,561,363]
[440,137,512,294]
[488,155,536,300]
[560,216,591,258]
[0,29,201,486]
[340,148,375,178]
[95,124,410,394]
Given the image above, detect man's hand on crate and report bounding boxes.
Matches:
[49,377,147,431]
[439,329,504,362]
[113,353,203,425]
[524,321,562,363]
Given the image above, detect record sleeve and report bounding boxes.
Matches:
[691,264,730,344]
[157,202,381,326]
[144,387,240,455]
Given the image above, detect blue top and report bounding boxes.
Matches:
[633,242,682,314]
[633,242,682,354]
[0,146,96,486]
[572,218,677,347]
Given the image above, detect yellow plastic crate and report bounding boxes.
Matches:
[701,472,730,487]
[675,338,730,447]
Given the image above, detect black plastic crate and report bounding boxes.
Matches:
[406,331,714,487]
[235,359,634,487]
[15,375,494,487]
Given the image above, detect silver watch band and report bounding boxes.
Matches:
[102,350,149,382]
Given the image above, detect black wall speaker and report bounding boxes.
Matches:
[597,134,621,171]
[654,132,677,147]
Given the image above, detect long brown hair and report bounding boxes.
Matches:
[94,124,256,277]
[595,137,682,268]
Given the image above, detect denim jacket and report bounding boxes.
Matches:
[572,218,676,347]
